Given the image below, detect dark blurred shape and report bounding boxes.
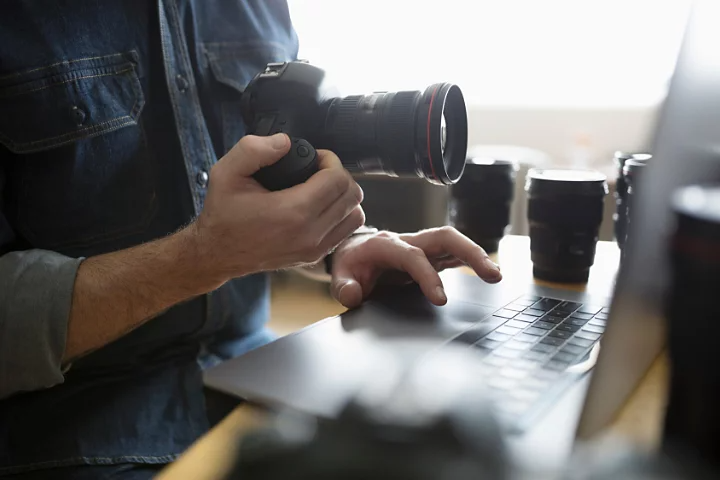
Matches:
[449,157,518,253]
[663,184,720,470]
[223,343,509,480]
[620,154,652,256]
[613,151,652,248]
[526,169,608,283]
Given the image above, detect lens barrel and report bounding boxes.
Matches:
[663,185,720,468]
[321,83,468,185]
[613,151,652,247]
[449,157,517,253]
[526,169,608,283]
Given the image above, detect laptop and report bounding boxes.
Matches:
[205,0,720,472]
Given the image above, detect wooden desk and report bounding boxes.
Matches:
[158,236,668,479]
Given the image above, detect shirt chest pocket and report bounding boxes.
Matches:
[201,42,295,155]
[0,51,157,255]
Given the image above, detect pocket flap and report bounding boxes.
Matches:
[0,51,144,154]
[203,41,293,92]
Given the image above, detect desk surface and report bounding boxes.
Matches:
[158,235,668,479]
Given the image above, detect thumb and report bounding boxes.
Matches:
[331,277,364,309]
[226,133,291,177]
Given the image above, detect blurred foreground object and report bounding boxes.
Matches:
[222,341,510,480]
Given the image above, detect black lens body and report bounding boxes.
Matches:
[241,62,469,191]
[663,185,720,470]
[621,157,650,258]
[613,152,651,247]
[526,169,608,283]
[449,158,517,253]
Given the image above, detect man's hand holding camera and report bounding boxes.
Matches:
[189,133,502,305]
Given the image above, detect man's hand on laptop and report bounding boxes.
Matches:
[327,228,503,308]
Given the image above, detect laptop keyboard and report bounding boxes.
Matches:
[449,295,609,433]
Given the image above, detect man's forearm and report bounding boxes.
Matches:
[64,225,223,363]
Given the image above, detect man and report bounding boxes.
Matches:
[0,1,501,478]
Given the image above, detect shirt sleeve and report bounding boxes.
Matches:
[0,159,82,399]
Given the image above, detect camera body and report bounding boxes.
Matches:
[240,61,468,191]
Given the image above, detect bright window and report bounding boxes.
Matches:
[287,0,693,108]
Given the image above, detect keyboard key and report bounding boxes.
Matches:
[487,331,512,343]
[506,319,531,329]
[540,336,565,347]
[578,305,604,315]
[495,348,524,359]
[522,377,551,392]
[601,307,611,314]
[487,376,516,390]
[515,333,540,343]
[533,321,555,330]
[509,389,540,402]
[475,338,503,350]
[531,343,556,354]
[582,324,605,334]
[534,369,562,381]
[523,308,545,317]
[494,309,518,319]
[522,295,542,302]
[560,344,586,356]
[541,315,565,324]
[545,360,569,372]
[513,359,538,371]
[554,301,582,313]
[570,313,594,321]
[484,355,510,368]
[568,337,594,348]
[515,314,538,323]
[566,318,590,327]
[548,329,572,339]
[497,400,531,416]
[523,327,547,336]
[514,299,536,307]
[503,340,531,351]
[499,367,530,379]
[496,325,523,336]
[505,303,526,312]
[553,352,577,364]
[575,331,602,342]
[523,350,549,362]
[532,298,561,311]
[594,313,609,321]
[556,323,581,333]
[588,319,606,327]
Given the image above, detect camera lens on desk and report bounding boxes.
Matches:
[621,155,651,254]
[663,184,720,469]
[613,151,652,248]
[525,168,608,283]
[449,157,518,253]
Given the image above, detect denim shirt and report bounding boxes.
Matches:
[0,0,298,474]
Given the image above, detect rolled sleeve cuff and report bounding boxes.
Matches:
[0,250,83,399]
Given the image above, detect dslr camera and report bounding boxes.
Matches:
[240,61,469,191]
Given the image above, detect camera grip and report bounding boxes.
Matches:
[253,137,319,191]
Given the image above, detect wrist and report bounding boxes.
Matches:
[174,222,230,293]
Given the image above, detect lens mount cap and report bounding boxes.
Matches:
[525,168,608,197]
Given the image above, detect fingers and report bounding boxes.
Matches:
[339,236,447,306]
[402,227,502,283]
[224,134,291,177]
[280,150,362,218]
[320,205,366,253]
[333,278,365,309]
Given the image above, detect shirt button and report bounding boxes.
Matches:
[196,171,209,188]
[72,106,86,126]
[176,74,189,92]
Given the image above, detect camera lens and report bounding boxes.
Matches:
[526,169,608,283]
[321,83,468,185]
[613,151,651,247]
[449,157,517,253]
[664,185,720,466]
[621,156,651,256]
